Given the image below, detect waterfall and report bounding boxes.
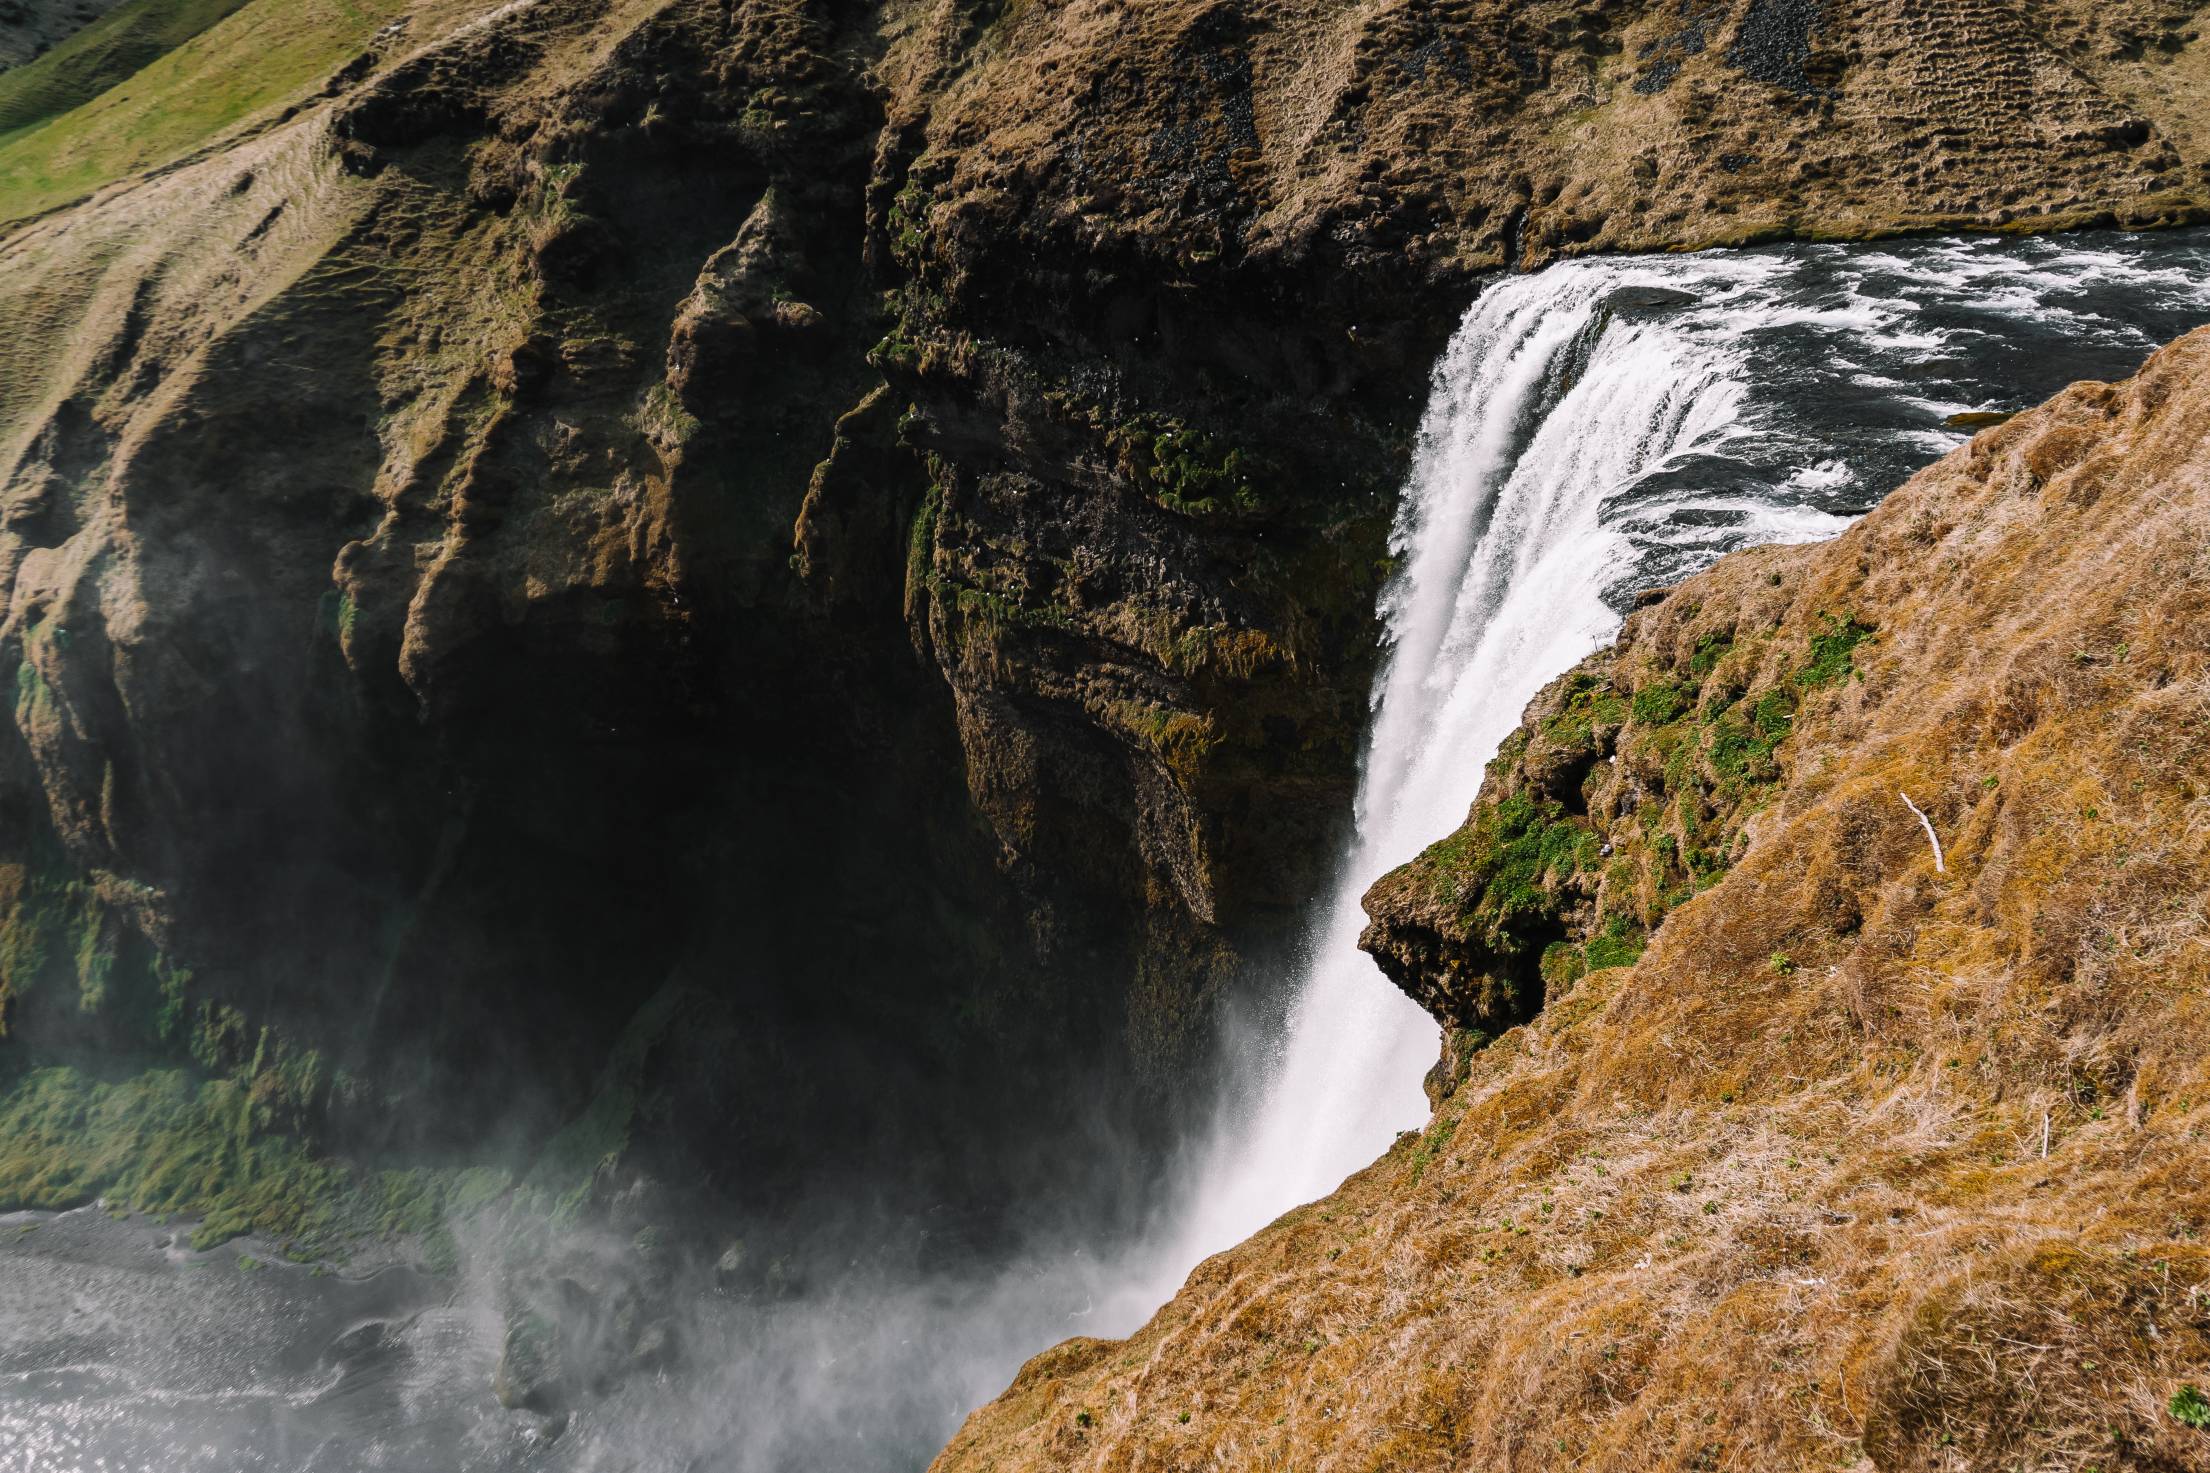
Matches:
[1001,226,2210,1442]
[1154,253,1867,1273]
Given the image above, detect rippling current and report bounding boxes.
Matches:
[8,228,2210,1473]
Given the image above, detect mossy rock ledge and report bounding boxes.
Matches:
[1360,599,1875,1046]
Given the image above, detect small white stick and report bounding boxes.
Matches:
[1900,791,1945,873]
[2041,1111,2051,1159]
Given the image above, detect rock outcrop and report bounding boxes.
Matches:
[0,0,2207,1308]
[934,324,2210,1471]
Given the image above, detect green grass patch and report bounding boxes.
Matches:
[1794,613,1874,689]
[637,382,700,448]
[1425,792,1599,959]
[1543,675,1629,748]
[0,1058,501,1253]
[315,589,362,644]
[0,844,511,1260]
[1112,417,1263,517]
[1582,913,1646,972]
[0,835,185,1047]
[1406,1114,1458,1185]
[0,0,256,140]
[884,178,930,265]
[1751,686,1797,740]
[1707,682,1799,791]
[1707,714,1775,784]
[1631,679,1693,726]
[1540,939,1587,991]
[904,475,941,602]
[0,0,406,227]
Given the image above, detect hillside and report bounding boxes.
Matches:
[0,0,131,71]
[0,0,255,135]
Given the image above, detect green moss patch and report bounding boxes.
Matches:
[1543,674,1629,748]
[1794,613,1874,689]
[1631,679,1693,726]
[0,847,187,1051]
[1383,605,1852,1024]
[1111,416,1263,517]
[1582,913,1646,971]
[0,1057,506,1253]
[1426,792,1599,961]
[0,833,510,1258]
[1688,632,1733,678]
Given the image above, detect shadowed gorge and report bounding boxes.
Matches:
[1,0,2209,1468]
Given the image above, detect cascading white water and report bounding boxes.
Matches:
[1152,254,1866,1273]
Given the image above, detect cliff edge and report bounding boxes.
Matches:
[933,326,2210,1470]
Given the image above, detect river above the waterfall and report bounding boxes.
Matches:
[8,227,2210,1473]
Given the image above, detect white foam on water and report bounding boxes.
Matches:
[1787,459,1853,492]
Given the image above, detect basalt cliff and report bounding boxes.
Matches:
[0,0,2207,1447]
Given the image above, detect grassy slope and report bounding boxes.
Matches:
[0,0,404,227]
[0,0,256,138]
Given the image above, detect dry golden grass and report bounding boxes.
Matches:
[885,0,2210,290]
[935,331,2210,1472]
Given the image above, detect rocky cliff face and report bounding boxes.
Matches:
[0,0,2205,1282]
[0,0,1046,1247]
[934,324,2210,1472]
